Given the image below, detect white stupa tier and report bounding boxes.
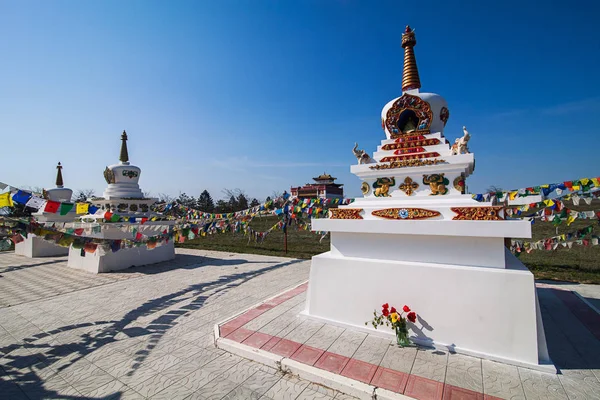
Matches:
[304,26,552,372]
[15,162,76,258]
[67,131,175,273]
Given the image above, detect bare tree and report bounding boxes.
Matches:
[73,189,96,202]
[24,186,44,196]
[158,193,175,203]
[486,185,503,193]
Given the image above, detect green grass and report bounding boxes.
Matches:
[177,215,329,259]
[177,206,600,284]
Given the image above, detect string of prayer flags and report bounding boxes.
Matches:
[473,176,600,202]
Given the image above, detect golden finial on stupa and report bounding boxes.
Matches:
[55,162,64,188]
[401,25,421,92]
[119,130,129,163]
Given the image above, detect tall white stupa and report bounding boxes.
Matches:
[15,162,77,257]
[305,26,552,371]
[67,131,175,273]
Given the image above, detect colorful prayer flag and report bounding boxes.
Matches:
[44,200,60,213]
[0,192,14,208]
[76,203,89,214]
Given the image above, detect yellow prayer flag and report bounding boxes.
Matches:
[580,178,590,186]
[591,178,600,187]
[0,192,14,208]
[572,185,580,191]
[566,215,576,226]
[543,200,554,207]
[76,203,89,214]
[509,191,518,200]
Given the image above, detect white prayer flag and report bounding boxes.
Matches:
[25,196,46,210]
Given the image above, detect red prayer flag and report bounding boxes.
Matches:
[44,200,60,213]
[141,218,148,225]
[135,232,143,240]
[74,228,84,236]
[84,243,98,253]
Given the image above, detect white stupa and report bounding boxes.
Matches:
[15,162,77,257]
[305,26,552,372]
[67,131,176,273]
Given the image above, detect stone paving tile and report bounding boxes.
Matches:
[241,369,282,395]
[409,347,448,383]
[558,369,600,400]
[264,375,309,400]
[379,344,417,373]
[518,367,568,400]
[350,334,390,365]
[482,359,526,400]
[445,352,483,393]
[327,330,367,357]
[131,373,177,398]
[284,319,324,344]
[304,325,345,351]
[194,376,240,399]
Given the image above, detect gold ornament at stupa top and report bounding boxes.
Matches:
[401,25,421,92]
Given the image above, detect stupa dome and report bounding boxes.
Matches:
[102,131,144,199]
[44,162,73,202]
[380,26,450,139]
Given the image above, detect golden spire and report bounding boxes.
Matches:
[56,162,64,188]
[119,130,129,163]
[401,25,421,92]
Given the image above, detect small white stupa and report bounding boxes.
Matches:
[15,162,76,257]
[305,26,551,372]
[67,131,176,273]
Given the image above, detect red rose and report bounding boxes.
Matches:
[382,303,389,310]
[382,308,389,317]
[390,307,397,314]
[407,312,417,323]
[403,305,411,313]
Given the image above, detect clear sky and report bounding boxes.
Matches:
[1,1,599,202]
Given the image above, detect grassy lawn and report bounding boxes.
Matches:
[177,207,600,284]
[177,215,330,259]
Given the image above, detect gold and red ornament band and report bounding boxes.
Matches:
[372,208,441,220]
[382,138,440,151]
[393,147,425,155]
[329,208,363,219]
[451,206,504,221]
[369,159,447,170]
[380,152,441,162]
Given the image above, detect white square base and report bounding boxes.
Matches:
[15,235,69,258]
[67,242,175,273]
[304,250,552,371]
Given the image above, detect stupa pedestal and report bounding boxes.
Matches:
[67,220,176,273]
[66,131,176,273]
[15,162,76,258]
[303,26,552,372]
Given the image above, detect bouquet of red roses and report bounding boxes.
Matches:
[366,303,417,346]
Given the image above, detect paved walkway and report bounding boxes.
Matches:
[1,249,357,399]
[0,249,599,400]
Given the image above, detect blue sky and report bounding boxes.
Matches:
[1,1,598,201]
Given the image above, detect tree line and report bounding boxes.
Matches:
[174,189,263,213]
